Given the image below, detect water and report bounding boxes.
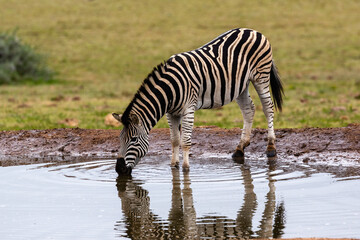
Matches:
[0,155,360,239]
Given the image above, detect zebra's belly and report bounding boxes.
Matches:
[196,97,232,110]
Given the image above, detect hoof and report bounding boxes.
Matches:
[232,149,245,163]
[116,158,132,175]
[183,167,190,172]
[266,149,277,158]
[232,149,244,158]
[182,167,190,172]
[171,162,180,169]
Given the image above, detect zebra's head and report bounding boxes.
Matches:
[113,113,149,175]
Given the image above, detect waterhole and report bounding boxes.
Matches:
[0,155,359,239]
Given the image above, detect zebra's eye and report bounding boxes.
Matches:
[131,137,137,142]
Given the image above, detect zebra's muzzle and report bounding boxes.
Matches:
[116,158,132,175]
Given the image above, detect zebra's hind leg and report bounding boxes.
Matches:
[181,107,195,171]
[253,77,277,157]
[233,87,255,159]
[167,113,181,168]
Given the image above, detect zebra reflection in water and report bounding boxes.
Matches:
[115,163,285,239]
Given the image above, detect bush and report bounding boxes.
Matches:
[0,31,54,84]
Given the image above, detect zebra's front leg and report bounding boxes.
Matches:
[253,80,277,157]
[233,87,255,159]
[181,107,195,171]
[167,113,181,168]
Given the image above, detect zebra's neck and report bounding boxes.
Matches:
[122,63,171,133]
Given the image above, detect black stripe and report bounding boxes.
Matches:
[138,83,161,123]
[146,79,166,122]
[157,77,174,112]
[248,37,268,68]
[132,104,153,130]
[200,44,227,106]
[257,58,272,71]
[195,49,216,108]
[187,51,207,108]
[182,53,201,89]
[230,30,251,100]
[221,29,240,78]
[252,47,272,72]
[247,32,262,62]
[163,63,181,112]
[237,35,255,94]
[174,55,195,98]
[166,60,187,113]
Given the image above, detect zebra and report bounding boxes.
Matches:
[112,28,284,175]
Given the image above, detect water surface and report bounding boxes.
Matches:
[0,155,359,239]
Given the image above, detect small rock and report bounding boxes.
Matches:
[306,91,317,97]
[319,98,327,103]
[58,118,79,127]
[277,134,285,138]
[331,106,346,112]
[46,103,57,107]
[294,152,302,157]
[72,96,81,101]
[17,103,31,108]
[104,113,121,127]
[303,157,310,163]
[51,95,65,102]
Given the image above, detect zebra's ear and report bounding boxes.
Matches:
[129,113,140,125]
[112,113,123,123]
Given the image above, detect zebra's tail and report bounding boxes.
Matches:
[270,61,284,112]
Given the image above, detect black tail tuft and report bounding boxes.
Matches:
[270,61,284,112]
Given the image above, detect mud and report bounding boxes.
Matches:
[0,124,359,167]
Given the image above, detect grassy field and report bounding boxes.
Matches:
[0,0,359,130]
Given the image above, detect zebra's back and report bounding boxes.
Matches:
[167,28,272,110]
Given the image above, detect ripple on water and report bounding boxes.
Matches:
[1,154,360,239]
[33,159,118,183]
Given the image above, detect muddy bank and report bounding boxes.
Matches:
[0,124,359,167]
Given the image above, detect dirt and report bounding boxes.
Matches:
[0,124,359,167]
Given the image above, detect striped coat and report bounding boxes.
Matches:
[113,28,284,174]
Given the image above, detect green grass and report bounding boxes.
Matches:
[0,0,359,130]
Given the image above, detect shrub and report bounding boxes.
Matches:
[0,31,54,84]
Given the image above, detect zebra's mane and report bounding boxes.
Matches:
[121,61,167,126]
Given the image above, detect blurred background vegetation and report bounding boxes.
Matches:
[0,0,359,130]
[0,30,54,84]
